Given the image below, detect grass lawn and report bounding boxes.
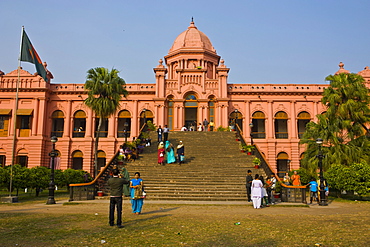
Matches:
[0,194,369,247]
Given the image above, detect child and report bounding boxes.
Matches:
[307,178,319,204]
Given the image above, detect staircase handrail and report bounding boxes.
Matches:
[235,124,246,146]
[69,151,120,187]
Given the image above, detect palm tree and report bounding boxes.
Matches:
[300,73,370,175]
[84,67,128,177]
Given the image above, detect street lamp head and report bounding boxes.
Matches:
[124,121,129,127]
[51,136,58,143]
[316,138,323,145]
[249,122,254,128]
[143,108,146,112]
[234,109,238,113]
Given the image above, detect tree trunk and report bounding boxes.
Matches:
[94,117,103,178]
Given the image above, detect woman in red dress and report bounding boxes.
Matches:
[157,142,165,166]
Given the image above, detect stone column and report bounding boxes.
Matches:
[65,100,72,138]
[267,100,274,139]
[290,100,297,139]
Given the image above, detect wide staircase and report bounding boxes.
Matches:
[124,131,266,201]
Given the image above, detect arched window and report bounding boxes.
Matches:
[16,149,28,167]
[167,97,174,130]
[97,150,106,171]
[95,116,108,138]
[252,111,266,139]
[51,110,64,137]
[73,111,86,138]
[0,148,6,167]
[275,111,288,139]
[72,150,83,170]
[276,152,289,178]
[117,110,131,138]
[0,109,11,137]
[297,112,311,139]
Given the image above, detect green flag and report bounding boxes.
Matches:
[20,29,48,82]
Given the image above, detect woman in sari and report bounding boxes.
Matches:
[176,141,185,165]
[165,140,176,164]
[130,172,144,215]
[158,142,165,166]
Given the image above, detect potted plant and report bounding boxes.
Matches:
[274,181,281,199]
[253,157,261,169]
[245,145,255,155]
[240,144,247,153]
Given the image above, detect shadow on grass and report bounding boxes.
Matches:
[142,206,180,215]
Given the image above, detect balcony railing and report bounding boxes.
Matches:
[72,131,85,138]
[252,132,266,139]
[275,132,288,139]
[51,131,63,138]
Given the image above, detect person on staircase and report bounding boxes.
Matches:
[165,140,176,164]
[157,125,163,142]
[163,125,170,142]
[130,172,144,215]
[158,142,165,166]
[197,123,203,131]
[203,119,209,131]
[176,141,185,165]
[209,119,215,131]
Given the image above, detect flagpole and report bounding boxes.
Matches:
[9,26,24,198]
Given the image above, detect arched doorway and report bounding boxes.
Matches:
[229,110,243,131]
[117,110,131,138]
[73,110,86,138]
[72,150,83,170]
[297,111,311,139]
[252,111,266,139]
[51,110,64,137]
[275,111,288,139]
[277,152,289,178]
[140,109,153,129]
[184,94,198,130]
[167,97,174,130]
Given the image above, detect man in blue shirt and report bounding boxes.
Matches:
[307,178,319,204]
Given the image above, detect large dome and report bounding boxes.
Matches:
[169,21,216,53]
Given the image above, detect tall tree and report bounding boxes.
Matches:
[84,68,128,177]
[300,73,370,175]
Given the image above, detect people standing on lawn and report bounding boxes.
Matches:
[165,140,176,164]
[176,141,185,165]
[291,170,301,186]
[270,173,277,204]
[251,174,263,209]
[163,125,169,142]
[130,172,144,215]
[260,176,269,207]
[157,142,165,166]
[307,178,319,204]
[157,125,163,142]
[203,119,209,131]
[209,119,215,131]
[246,170,253,202]
[108,169,129,228]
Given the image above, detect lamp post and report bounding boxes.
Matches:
[47,136,58,204]
[123,121,129,143]
[316,138,328,206]
[249,122,254,145]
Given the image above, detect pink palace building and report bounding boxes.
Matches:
[1,20,370,176]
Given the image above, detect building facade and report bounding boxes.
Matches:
[1,21,370,175]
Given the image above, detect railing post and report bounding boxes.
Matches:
[69,186,74,202]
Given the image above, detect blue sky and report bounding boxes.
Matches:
[1,1,369,84]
